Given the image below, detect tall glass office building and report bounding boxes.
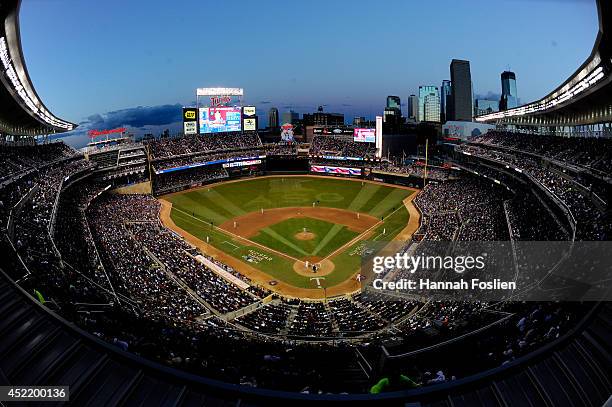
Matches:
[418,86,440,122]
[407,94,418,121]
[386,95,401,110]
[450,59,473,121]
[500,71,518,110]
[440,80,452,122]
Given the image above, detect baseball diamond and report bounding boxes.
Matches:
[160,175,419,298]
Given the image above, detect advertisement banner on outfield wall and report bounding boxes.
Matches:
[311,165,361,176]
[222,159,262,168]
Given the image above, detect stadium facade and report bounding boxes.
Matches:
[0,0,76,139]
[476,0,612,136]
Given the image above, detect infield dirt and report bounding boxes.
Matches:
[158,176,421,299]
[218,206,378,238]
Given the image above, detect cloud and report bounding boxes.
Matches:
[87,104,183,129]
[474,91,501,101]
[57,103,184,149]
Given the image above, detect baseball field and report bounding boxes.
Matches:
[159,175,419,298]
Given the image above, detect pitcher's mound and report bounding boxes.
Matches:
[293,257,335,277]
[295,231,315,241]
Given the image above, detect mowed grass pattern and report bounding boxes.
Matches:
[166,177,409,225]
[250,217,359,259]
[166,177,412,288]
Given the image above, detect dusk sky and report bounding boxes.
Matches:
[19,0,598,146]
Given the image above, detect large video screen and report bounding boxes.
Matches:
[354,128,375,143]
[199,107,241,133]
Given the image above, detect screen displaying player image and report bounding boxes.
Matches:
[199,107,242,133]
[354,128,375,143]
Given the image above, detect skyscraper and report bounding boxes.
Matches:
[418,86,440,122]
[440,80,452,123]
[281,110,299,125]
[386,95,401,111]
[353,116,366,127]
[500,71,518,111]
[407,94,418,121]
[449,59,473,121]
[268,107,279,128]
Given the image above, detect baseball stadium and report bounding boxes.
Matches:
[0,0,610,405]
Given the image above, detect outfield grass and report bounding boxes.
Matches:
[166,176,412,289]
[166,176,410,224]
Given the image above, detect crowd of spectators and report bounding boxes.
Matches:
[87,194,207,321]
[88,194,261,316]
[235,301,292,334]
[458,142,610,240]
[375,162,452,181]
[0,141,599,395]
[310,136,376,159]
[54,179,110,289]
[471,130,612,173]
[354,292,420,323]
[264,142,299,155]
[288,301,334,336]
[148,132,262,160]
[414,178,510,241]
[0,142,75,183]
[329,298,387,334]
[153,149,264,172]
[153,166,228,194]
[505,192,569,241]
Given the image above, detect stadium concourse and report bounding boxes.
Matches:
[0,127,610,404]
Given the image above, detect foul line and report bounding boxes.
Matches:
[171,206,303,264]
[321,203,407,263]
[172,202,410,269]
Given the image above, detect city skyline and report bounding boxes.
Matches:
[17,0,598,144]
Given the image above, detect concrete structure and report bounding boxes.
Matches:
[0,0,76,139]
[476,0,612,137]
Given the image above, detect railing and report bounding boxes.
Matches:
[382,310,514,360]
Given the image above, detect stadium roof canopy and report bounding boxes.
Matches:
[475,0,612,127]
[0,0,76,137]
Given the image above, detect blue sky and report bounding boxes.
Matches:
[19,0,597,146]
